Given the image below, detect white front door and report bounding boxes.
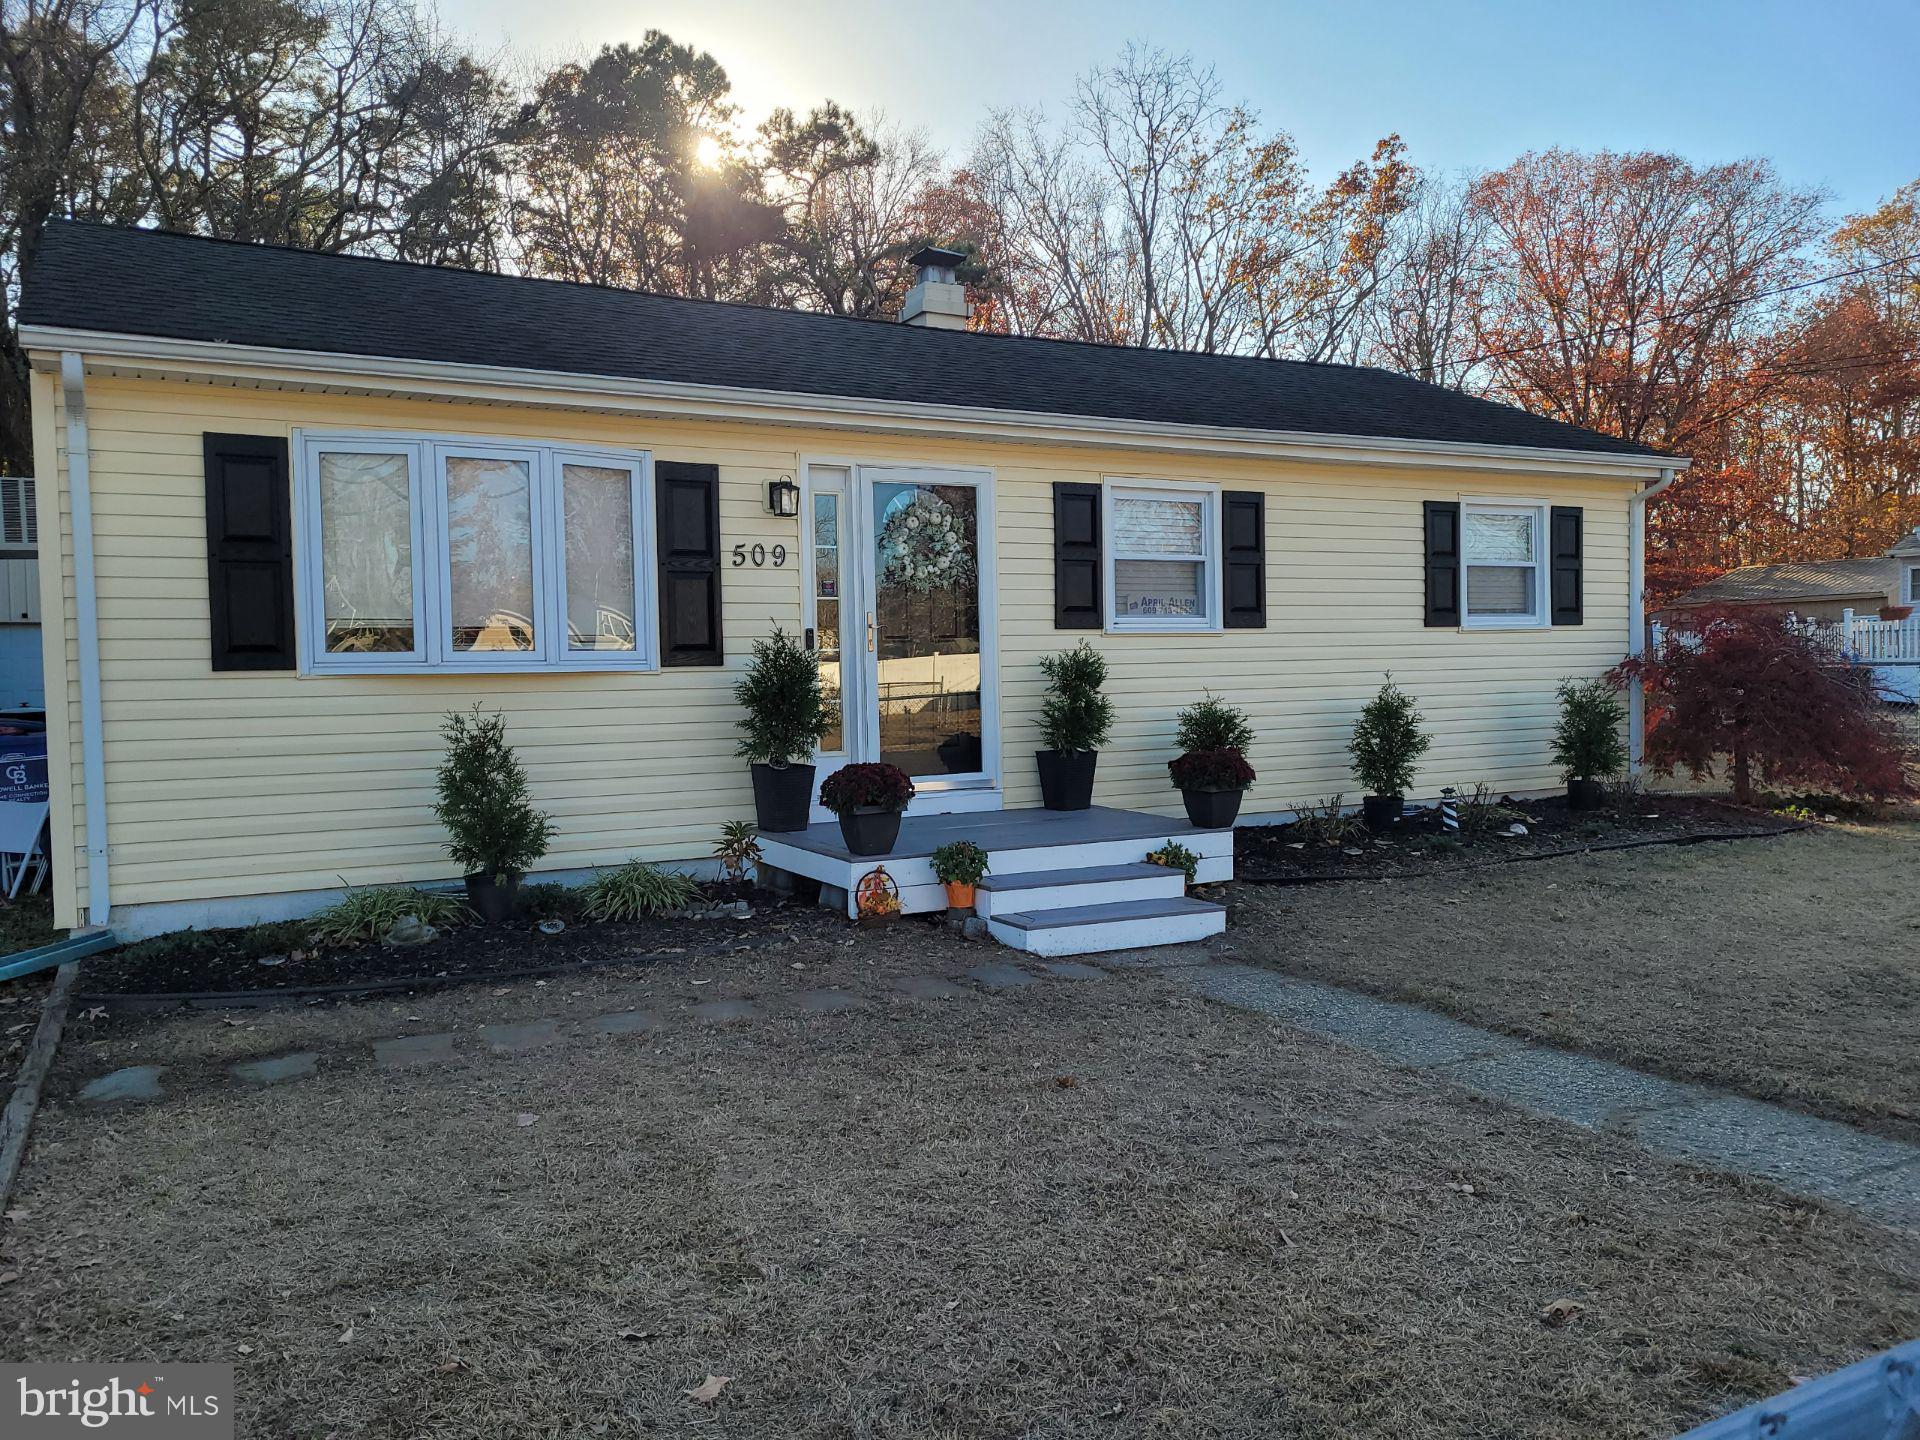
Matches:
[803,462,999,816]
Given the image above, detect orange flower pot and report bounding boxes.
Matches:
[944,880,977,911]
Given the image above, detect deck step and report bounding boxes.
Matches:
[986,896,1227,957]
[973,862,1186,918]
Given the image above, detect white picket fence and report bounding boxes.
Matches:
[1834,609,1920,663]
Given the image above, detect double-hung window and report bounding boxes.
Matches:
[1461,501,1548,628]
[1906,562,1920,606]
[297,432,654,673]
[1104,480,1220,632]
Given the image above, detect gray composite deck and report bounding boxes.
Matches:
[765,805,1209,862]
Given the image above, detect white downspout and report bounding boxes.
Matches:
[1628,464,1681,770]
[60,352,110,926]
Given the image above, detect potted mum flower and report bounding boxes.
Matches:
[818,762,915,856]
[930,839,990,911]
[1347,677,1430,832]
[1168,694,1256,828]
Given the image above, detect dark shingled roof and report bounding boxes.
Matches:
[1666,558,1898,608]
[22,222,1663,459]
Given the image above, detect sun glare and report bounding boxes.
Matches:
[694,133,725,169]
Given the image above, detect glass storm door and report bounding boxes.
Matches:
[804,464,997,812]
[867,471,988,784]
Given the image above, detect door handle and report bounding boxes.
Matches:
[866,612,876,653]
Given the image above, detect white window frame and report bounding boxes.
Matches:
[1459,497,1550,630]
[1102,477,1222,634]
[294,429,657,675]
[1905,562,1920,606]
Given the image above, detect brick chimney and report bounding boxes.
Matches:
[900,246,968,330]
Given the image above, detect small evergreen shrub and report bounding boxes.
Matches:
[930,840,990,886]
[1552,678,1627,781]
[1038,641,1115,753]
[819,762,916,815]
[581,860,701,921]
[734,627,837,767]
[1168,748,1256,791]
[1175,693,1253,754]
[434,705,554,880]
[1348,678,1431,797]
[309,886,471,945]
[1145,839,1200,884]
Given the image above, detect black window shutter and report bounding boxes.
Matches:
[1550,506,1584,625]
[203,433,295,671]
[1423,500,1461,627]
[656,461,724,666]
[1053,482,1103,628]
[1222,490,1266,628]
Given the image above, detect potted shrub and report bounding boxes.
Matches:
[819,762,915,856]
[735,627,837,832]
[930,839,990,911]
[1169,694,1256,828]
[1552,677,1627,810]
[1036,641,1115,811]
[1880,604,1914,622]
[1347,677,1430,832]
[433,705,554,923]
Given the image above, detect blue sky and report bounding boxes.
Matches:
[445,0,1918,217]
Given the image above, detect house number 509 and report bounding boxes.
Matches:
[730,543,787,568]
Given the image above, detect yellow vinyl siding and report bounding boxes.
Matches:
[32,371,1640,928]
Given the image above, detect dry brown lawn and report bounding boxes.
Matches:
[3,927,1917,1439]
[1230,821,1920,1144]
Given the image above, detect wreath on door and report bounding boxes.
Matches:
[877,490,974,595]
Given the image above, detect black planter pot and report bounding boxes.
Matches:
[1179,786,1244,829]
[837,806,903,857]
[1567,777,1608,812]
[750,761,816,832]
[464,871,523,924]
[1036,749,1097,811]
[1360,794,1403,832]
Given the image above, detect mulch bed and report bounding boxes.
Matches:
[1234,792,1804,882]
[73,883,840,1002]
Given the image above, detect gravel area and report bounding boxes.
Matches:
[4,924,1917,1438]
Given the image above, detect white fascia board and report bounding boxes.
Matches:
[21,324,1690,482]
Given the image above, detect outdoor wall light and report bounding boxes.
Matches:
[767,475,800,517]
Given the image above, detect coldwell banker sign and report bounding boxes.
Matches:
[3,1365,233,1438]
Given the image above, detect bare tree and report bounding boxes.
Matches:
[760,107,940,318]
[1363,168,1493,387]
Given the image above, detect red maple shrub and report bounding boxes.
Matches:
[1610,607,1912,806]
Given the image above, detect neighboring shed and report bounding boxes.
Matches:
[1660,557,1900,623]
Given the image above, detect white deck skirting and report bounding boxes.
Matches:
[758,805,1234,919]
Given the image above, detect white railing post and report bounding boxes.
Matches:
[1841,608,1856,659]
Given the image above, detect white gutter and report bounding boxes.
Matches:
[59,353,110,926]
[22,324,1684,483]
[1628,464,1682,769]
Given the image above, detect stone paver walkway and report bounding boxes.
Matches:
[66,946,1919,1229]
[1169,961,1920,1229]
